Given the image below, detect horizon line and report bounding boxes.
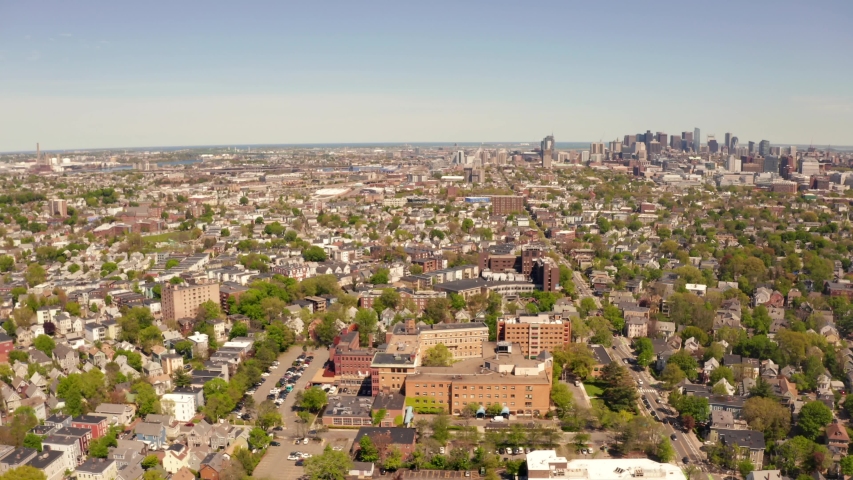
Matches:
[3,140,850,155]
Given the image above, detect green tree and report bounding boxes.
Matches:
[25,263,46,287]
[669,390,710,423]
[657,438,675,463]
[0,255,14,272]
[138,325,164,353]
[304,445,353,480]
[65,301,81,317]
[369,268,390,285]
[302,246,328,262]
[174,340,194,358]
[172,369,192,388]
[600,362,638,412]
[8,407,38,447]
[256,400,283,430]
[384,447,403,471]
[661,363,686,388]
[118,306,155,344]
[422,297,452,324]
[841,455,853,476]
[579,297,597,318]
[550,382,574,418]
[22,433,42,452]
[431,413,451,445]
[354,309,378,347]
[229,321,248,339]
[133,381,161,416]
[301,387,328,413]
[88,428,120,458]
[101,262,118,276]
[749,377,775,398]
[449,293,466,311]
[33,334,55,357]
[709,366,734,385]
[372,408,387,426]
[667,350,699,381]
[797,401,832,440]
[196,299,222,322]
[0,466,46,480]
[634,337,654,367]
[358,435,379,462]
[141,455,159,469]
[165,259,180,269]
[248,427,271,450]
[738,459,755,478]
[240,196,249,206]
[422,344,453,367]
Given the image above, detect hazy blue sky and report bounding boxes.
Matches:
[1,1,852,151]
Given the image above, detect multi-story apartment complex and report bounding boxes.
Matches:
[405,342,552,416]
[359,289,447,312]
[489,195,525,215]
[370,349,418,397]
[50,199,68,217]
[394,320,488,360]
[333,330,376,395]
[161,277,220,322]
[498,314,571,358]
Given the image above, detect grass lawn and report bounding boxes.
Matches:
[143,231,194,244]
[583,382,606,398]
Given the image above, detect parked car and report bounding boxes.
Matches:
[270,441,281,446]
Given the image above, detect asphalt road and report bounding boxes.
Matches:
[609,337,706,466]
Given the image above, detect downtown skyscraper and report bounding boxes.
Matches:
[693,127,700,152]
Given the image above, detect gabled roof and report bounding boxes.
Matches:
[826,422,850,442]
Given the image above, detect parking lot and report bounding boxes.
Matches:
[252,346,364,480]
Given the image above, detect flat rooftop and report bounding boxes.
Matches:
[526,451,685,480]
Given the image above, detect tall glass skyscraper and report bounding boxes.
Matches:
[693,128,700,152]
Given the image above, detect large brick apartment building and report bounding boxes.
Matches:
[162,277,220,322]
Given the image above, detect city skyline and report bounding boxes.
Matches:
[1,0,852,151]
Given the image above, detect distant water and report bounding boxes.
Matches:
[100,142,597,151]
[100,158,203,172]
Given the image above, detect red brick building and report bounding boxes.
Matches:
[412,257,440,273]
[0,333,13,363]
[489,195,525,215]
[71,415,108,440]
[352,427,417,460]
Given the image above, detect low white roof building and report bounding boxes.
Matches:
[526,450,686,480]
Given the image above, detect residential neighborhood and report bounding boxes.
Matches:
[0,139,852,480]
